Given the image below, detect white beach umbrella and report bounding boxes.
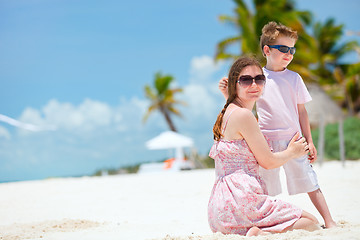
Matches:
[146,131,193,150]
[146,131,194,169]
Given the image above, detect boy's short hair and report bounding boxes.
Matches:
[260,21,298,56]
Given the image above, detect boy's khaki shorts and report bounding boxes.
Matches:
[259,139,320,196]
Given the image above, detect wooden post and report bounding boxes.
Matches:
[318,114,325,166]
[338,119,345,167]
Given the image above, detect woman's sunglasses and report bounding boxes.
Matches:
[268,45,296,55]
[237,74,266,87]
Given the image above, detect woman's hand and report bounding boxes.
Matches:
[287,132,309,159]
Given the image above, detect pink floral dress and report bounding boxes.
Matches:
[208,111,302,235]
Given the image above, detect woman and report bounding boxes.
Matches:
[208,56,320,236]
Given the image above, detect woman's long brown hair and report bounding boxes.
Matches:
[213,56,262,141]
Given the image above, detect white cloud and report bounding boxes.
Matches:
[181,84,219,119]
[182,55,228,119]
[0,113,55,132]
[19,99,121,133]
[1,55,228,182]
[16,95,163,137]
[0,126,11,139]
[189,55,226,84]
[20,108,45,125]
[46,99,113,131]
[115,96,149,132]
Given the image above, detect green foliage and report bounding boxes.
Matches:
[217,0,360,114]
[93,165,140,176]
[121,165,140,173]
[311,117,360,160]
[197,155,215,169]
[216,0,313,72]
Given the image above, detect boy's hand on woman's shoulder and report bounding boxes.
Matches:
[219,77,229,99]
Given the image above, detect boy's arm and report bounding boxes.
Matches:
[298,104,317,163]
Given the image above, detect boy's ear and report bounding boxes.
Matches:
[263,45,271,56]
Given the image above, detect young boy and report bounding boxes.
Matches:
[218,21,336,228]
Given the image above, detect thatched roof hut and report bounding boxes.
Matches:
[305,84,344,126]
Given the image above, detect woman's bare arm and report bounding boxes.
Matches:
[226,108,308,169]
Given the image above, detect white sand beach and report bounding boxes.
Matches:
[1,160,360,240]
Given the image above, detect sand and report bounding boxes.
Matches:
[0,160,360,240]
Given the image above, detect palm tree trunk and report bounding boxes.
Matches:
[346,91,354,116]
[161,107,177,132]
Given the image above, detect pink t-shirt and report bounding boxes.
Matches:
[256,68,312,141]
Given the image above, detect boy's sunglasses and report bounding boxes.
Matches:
[237,74,266,87]
[268,45,296,55]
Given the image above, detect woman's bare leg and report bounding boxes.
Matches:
[286,210,321,232]
[246,226,270,236]
[248,211,320,236]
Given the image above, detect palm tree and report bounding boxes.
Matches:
[334,62,360,115]
[311,19,359,84]
[143,72,185,132]
[310,18,360,115]
[216,0,360,114]
[215,0,313,78]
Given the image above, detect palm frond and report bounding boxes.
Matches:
[142,104,158,123]
[142,71,186,131]
[215,36,242,60]
[218,15,236,27]
[144,85,156,100]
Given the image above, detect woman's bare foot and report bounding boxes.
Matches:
[246,226,270,236]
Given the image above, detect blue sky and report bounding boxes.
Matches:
[0,0,359,182]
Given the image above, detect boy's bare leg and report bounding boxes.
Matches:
[308,188,337,228]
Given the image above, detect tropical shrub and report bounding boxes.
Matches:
[311,117,360,160]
